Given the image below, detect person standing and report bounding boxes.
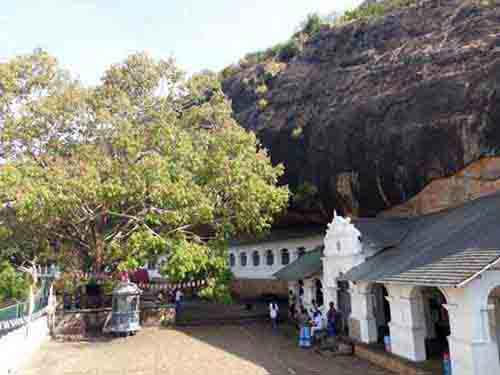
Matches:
[311,310,323,339]
[327,302,337,337]
[297,305,311,348]
[288,290,297,320]
[175,289,183,315]
[47,284,57,338]
[269,301,279,331]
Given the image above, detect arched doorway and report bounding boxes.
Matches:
[337,280,351,336]
[315,279,324,307]
[370,283,391,344]
[488,286,500,362]
[418,287,450,360]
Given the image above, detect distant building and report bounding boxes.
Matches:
[228,226,324,299]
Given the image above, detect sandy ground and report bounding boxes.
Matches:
[22,323,392,375]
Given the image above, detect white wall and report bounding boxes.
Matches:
[0,314,49,374]
[229,235,323,280]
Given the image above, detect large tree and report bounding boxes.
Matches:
[0,50,289,281]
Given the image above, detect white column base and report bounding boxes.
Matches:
[448,336,500,375]
[359,316,378,344]
[389,322,426,361]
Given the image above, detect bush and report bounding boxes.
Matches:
[339,0,417,24]
[255,84,268,96]
[291,126,303,139]
[292,181,319,204]
[278,39,301,62]
[220,65,240,81]
[258,99,269,111]
[301,13,324,37]
[0,261,29,303]
[199,269,233,305]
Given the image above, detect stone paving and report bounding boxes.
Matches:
[23,323,392,375]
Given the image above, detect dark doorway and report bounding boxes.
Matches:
[337,280,351,336]
[315,279,324,307]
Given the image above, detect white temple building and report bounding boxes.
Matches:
[275,192,500,375]
[228,226,324,299]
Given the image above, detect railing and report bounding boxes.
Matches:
[0,275,52,332]
[0,301,29,322]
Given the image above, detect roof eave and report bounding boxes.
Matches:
[456,256,500,288]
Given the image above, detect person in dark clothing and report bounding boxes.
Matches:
[289,290,297,320]
[327,302,337,337]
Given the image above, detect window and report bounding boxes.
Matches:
[252,251,260,266]
[266,250,274,266]
[240,252,247,267]
[229,253,236,267]
[281,249,290,265]
[297,247,306,258]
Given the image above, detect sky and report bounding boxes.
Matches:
[0,0,362,85]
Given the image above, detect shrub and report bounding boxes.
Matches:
[243,50,270,65]
[301,13,324,37]
[220,64,240,81]
[0,261,29,303]
[339,0,417,24]
[258,99,269,111]
[255,84,268,96]
[199,269,233,305]
[291,126,303,139]
[292,181,319,204]
[278,39,301,62]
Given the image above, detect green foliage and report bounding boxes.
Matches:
[292,181,319,204]
[258,99,269,111]
[199,269,233,304]
[255,84,268,96]
[219,65,240,81]
[0,261,29,302]
[276,39,301,62]
[301,13,324,37]
[339,0,417,24]
[291,126,303,139]
[0,51,290,280]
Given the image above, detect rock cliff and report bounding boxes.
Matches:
[222,0,500,221]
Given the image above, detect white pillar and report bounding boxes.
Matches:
[303,279,315,309]
[386,286,427,361]
[445,303,500,375]
[349,283,378,343]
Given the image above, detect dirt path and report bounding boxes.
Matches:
[23,323,392,375]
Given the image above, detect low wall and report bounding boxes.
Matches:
[231,278,288,300]
[353,342,431,375]
[0,314,49,374]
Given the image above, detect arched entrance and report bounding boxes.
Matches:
[417,287,451,360]
[315,279,324,307]
[487,286,500,362]
[337,280,351,336]
[370,283,391,344]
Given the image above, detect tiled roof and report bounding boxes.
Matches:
[229,225,325,246]
[380,248,500,287]
[273,247,323,281]
[343,191,500,287]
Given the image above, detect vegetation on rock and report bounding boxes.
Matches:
[221,0,500,219]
